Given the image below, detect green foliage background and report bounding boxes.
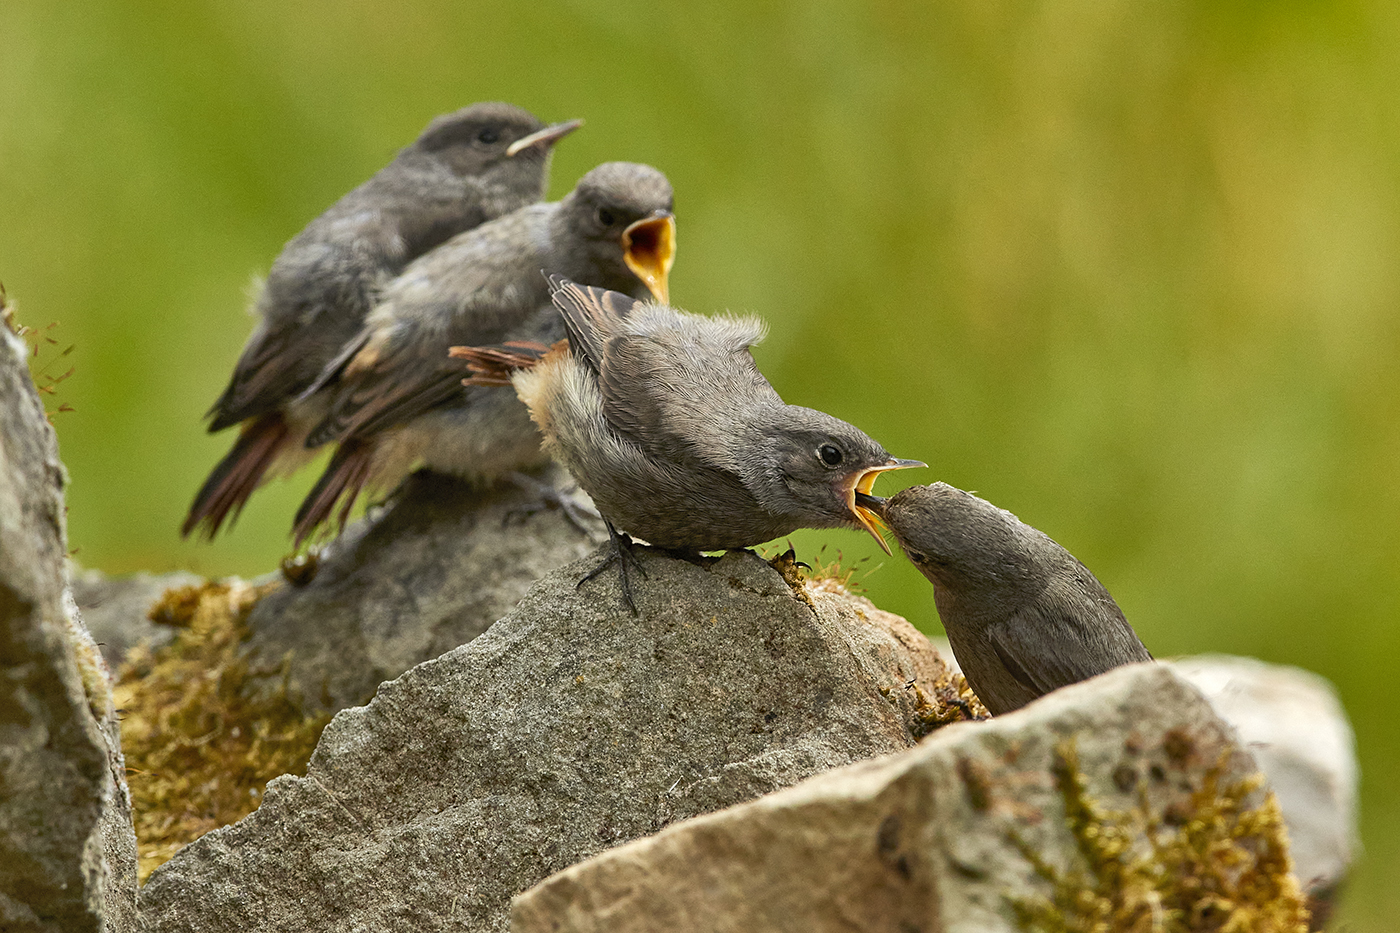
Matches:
[3,1,1395,924]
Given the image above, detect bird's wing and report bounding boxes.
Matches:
[984,569,1152,698]
[307,222,547,446]
[547,275,639,374]
[600,313,776,473]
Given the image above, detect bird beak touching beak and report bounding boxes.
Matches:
[506,118,584,157]
[622,211,676,304]
[843,458,925,553]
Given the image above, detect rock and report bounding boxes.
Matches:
[242,468,603,713]
[513,663,1311,933]
[68,565,202,668]
[0,315,139,931]
[1171,654,1357,927]
[139,548,956,933]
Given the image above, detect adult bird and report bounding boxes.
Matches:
[860,483,1152,715]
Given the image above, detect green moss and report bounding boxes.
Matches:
[114,580,331,882]
[1010,739,1311,933]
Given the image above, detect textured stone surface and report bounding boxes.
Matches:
[242,468,603,713]
[138,548,951,933]
[1172,654,1357,924]
[513,663,1274,933]
[69,565,201,668]
[0,319,138,931]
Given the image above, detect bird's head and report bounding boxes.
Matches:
[756,407,922,551]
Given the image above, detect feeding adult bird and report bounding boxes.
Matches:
[291,162,677,543]
[452,277,923,610]
[859,483,1152,715]
[184,102,581,539]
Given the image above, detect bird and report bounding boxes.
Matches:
[290,162,677,543]
[857,483,1152,715]
[452,276,924,610]
[183,102,581,539]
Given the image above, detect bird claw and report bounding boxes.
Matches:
[503,471,603,537]
[579,521,646,613]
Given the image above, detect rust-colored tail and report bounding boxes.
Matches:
[292,440,375,546]
[182,412,290,539]
[449,340,554,387]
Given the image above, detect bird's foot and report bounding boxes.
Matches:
[579,521,647,613]
[502,471,604,537]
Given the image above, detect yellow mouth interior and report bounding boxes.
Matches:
[622,212,676,304]
[845,459,925,553]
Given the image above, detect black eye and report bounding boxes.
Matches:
[476,127,501,144]
[817,444,844,467]
[597,207,616,226]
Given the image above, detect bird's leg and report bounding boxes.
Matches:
[502,471,603,537]
[579,521,647,613]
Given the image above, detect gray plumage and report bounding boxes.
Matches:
[292,163,677,542]
[185,102,579,538]
[492,278,921,552]
[873,483,1152,716]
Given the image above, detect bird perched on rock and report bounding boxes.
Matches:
[184,102,581,539]
[291,162,677,543]
[858,483,1152,715]
[453,277,923,610]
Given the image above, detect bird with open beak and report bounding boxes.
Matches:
[452,277,922,610]
[857,483,1152,715]
[291,163,676,543]
[184,103,582,539]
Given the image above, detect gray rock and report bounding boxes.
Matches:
[242,468,603,713]
[139,549,952,933]
[513,663,1293,933]
[68,565,202,668]
[1171,654,1357,925]
[0,317,139,932]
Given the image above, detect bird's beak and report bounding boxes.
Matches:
[622,211,675,304]
[842,458,925,553]
[506,118,584,157]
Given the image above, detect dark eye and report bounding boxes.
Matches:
[476,127,501,145]
[597,207,616,226]
[817,444,844,467]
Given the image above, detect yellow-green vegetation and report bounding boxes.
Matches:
[1,286,74,421]
[1010,739,1310,933]
[114,580,331,881]
[908,673,989,734]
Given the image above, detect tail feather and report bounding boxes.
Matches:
[182,413,291,539]
[292,440,375,545]
[449,340,555,387]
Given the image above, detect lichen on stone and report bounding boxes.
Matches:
[1009,738,1311,933]
[113,580,331,881]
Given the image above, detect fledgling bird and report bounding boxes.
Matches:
[453,277,923,609]
[291,162,677,543]
[859,483,1152,715]
[183,102,581,539]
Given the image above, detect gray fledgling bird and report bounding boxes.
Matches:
[291,162,677,543]
[453,277,923,609]
[860,483,1152,715]
[184,102,581,539]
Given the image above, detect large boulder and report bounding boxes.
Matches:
[0,314,139,932]
[513,663,1311,933]
[242,468,603,713]
[138,548,958,932]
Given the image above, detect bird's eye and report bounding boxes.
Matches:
[817,444,844,467]
[476,127,501,145]
[597,207,616,227]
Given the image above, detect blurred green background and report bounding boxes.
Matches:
[3,0,1395,924]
